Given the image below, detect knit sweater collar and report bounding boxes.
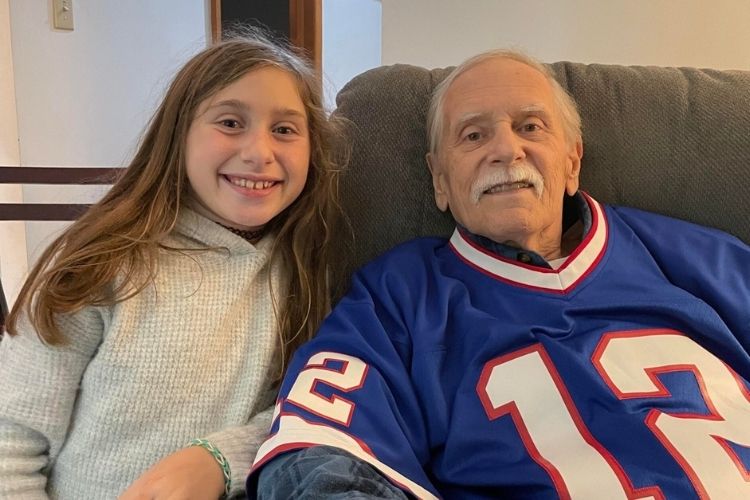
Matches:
[174,207,274,256]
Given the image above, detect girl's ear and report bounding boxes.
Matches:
[426,152,449,212]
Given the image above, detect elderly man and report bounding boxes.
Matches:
[248,51,750,499]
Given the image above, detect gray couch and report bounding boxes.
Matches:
[332,62,750,291]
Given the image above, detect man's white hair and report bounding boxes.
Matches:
[426,50,583,155]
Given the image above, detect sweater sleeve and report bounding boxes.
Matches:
[203,405,275,497]
[0,307,105,499]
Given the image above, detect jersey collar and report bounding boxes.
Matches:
[448,192,608,293]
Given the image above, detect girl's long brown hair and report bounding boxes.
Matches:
[6,30,347,378]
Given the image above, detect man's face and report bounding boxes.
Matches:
[427,58,582,253]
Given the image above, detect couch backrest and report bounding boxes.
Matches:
[332,62,750,289]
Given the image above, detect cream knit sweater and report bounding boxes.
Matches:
[0,209,282,499]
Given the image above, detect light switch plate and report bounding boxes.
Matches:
[53,0,74,31]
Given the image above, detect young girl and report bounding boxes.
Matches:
[0,32,344,499]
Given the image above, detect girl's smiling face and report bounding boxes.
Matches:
[185,66,310,231]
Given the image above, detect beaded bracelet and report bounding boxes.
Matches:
[188,438,231,498]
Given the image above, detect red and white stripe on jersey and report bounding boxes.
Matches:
[449,192,608,293]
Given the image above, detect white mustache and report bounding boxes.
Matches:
[470,162,544,204]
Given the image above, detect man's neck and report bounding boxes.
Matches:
[461,192,591,268]
[560,219,584,257]
[498,228,565,261]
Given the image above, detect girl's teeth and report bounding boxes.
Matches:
[229,177,274,189]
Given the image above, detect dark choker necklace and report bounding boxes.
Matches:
[219,223,265,242]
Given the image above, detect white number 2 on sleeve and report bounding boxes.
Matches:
[287,351,369,426]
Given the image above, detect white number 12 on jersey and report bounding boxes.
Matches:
[477,329,750,499]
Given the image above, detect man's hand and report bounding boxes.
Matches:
[119,445,225,500]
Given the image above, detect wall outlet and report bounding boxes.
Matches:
[53,0,74,31]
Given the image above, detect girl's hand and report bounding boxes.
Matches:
[119,445,225,500]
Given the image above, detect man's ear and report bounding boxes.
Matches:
[565,138,583,196]
[426,152,449,212]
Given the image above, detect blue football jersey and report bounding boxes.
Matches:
[252,194,750,499]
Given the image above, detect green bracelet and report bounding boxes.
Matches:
[188,438,231,498]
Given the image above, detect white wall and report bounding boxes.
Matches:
[4,0,207,306]
[382,0,750,69]
[322,0,382,110]
[0,0,25,307]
